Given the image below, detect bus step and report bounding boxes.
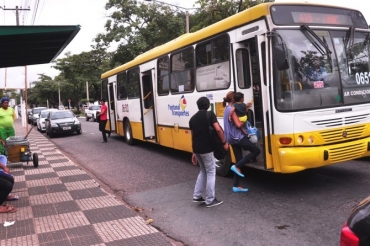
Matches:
[146,139,157,143]
[245,161,272,171]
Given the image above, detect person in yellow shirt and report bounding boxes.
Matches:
[0,98,16,155]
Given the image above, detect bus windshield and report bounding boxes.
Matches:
[275,28,370,111]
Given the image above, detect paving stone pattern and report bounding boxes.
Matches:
[0,120,172,246]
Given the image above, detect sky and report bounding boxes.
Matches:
[0,0,369,89]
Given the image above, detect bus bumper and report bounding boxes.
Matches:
[277,138,370,173]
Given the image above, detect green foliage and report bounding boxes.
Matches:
[94,0,189,66]
[52,49,112,108]
[94,0,271,66]
[27,74,55,107]
[2,89,20,105]
[190,0,273,32]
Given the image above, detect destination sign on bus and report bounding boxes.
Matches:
[270,5,368,28]
[291,12,353,25]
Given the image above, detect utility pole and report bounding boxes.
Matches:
[1,6,31,25]
[86,81,89,105]
[58,81,61,106]
[1,5,31,128]
[144,0,198,33]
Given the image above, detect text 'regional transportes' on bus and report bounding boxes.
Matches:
[100,2,370,176]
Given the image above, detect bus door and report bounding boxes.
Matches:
[233,36,270,170]
[141,70,157,141]
[107,82,117,133]
[255,34,274,170]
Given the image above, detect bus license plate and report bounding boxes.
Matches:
[63,126,71,130]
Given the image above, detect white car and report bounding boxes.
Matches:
[85,105,101,122]
[30,107,48,125]
[37,109,58,132]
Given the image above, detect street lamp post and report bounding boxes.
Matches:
[58,81,61,107]
[144,0,196,33]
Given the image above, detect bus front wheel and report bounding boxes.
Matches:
[125,121,134,145]
[216,150,231,176]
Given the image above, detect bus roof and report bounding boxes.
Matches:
[101,2,359,79]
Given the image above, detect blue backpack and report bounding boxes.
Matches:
[246,121,261,144]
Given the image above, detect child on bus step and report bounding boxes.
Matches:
[228,92,253,136]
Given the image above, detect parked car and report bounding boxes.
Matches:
[45,110,82,138]
[27,109,33,124]
[36,109,58,132]
[80,105,88,111]
[85,105,101,122]
[340,196,370,246]
[30,107,48,125]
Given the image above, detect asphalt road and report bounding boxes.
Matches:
[42,119,370,246]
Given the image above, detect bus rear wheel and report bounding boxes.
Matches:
[125,120,134,145]
[216,150,231,176]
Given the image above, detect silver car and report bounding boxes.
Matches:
[30,107,48,125]
[37,109,58,132]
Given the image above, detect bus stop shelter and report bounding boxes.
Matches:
[0,25,80,68]
[0,25,80,129]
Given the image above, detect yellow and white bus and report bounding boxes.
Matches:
[101,2,370,176]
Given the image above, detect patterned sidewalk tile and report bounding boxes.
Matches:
[0,120,173,246]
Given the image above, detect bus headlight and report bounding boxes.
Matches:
[297,135,304,144]
[308,136,315,144]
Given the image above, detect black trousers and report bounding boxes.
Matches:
[99,120,110,142]
[0,174,14,204]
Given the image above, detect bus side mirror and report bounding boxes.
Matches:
[273,43,290,70]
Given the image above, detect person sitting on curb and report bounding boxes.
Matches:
[0,155,19,201]
[0,155,17,213]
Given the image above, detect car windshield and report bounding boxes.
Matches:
[51,111,74,120]
[40,111,50,118]
[90,106,101,110]
[34,108,47,114]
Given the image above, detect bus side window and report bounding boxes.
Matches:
[158,75,169,95]
[236,49,252,88]
[157,56,170,96]
[170,47,194,93]
[117,72,127,100]
[102,79,108,100]
[127,68,140,99]
[195,34,231,91]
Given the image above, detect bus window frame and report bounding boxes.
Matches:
[101,79,108,100]
[195,34,231,92]
[117,71,128,100]
[235,48,252,89]
[157,55,170,96]
[127,67,140,99]
[170,46,195,94]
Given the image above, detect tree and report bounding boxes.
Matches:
[94,0,272,67]
[190,0,274,32]
[53,49,112,110]
[2,89,20,105]
[94,0,187,66]
[26,74,55,107]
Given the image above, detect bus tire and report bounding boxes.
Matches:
[125,120,134,145]
[216,150,231,176]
